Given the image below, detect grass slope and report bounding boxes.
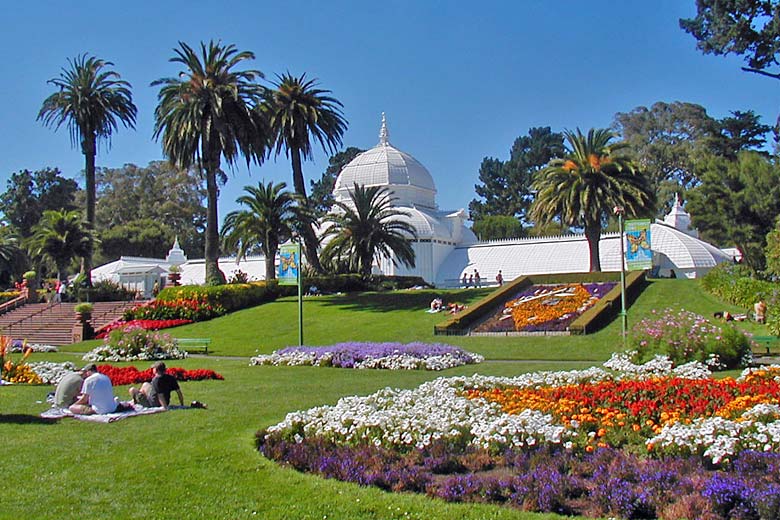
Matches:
[2,279,767,519]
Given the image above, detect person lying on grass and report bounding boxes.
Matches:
[128,361,184,410]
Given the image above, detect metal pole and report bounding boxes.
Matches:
[297,239,304,346]
[618,211,627,348]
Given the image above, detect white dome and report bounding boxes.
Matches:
[333,114,437,209]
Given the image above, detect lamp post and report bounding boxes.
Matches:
[614,205,627,348]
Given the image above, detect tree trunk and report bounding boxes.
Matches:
[290,148,324,273]
[203,151,226,285]
[82,136,96,287]
[584,222,602,272]
[264,243,277,281]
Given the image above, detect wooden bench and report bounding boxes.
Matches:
[752,335,780,356]
[177,338,211,355]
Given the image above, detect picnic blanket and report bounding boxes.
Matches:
[40,403,167,423]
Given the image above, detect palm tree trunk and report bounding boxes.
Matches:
[584,222,602,272]
[204,160,226,286]
[264,242,277,281]
[82,135,96,287]
[290,148,324,273]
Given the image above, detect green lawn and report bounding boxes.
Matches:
[1,279,768,519]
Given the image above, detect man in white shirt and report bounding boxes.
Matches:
[69,364,118,415]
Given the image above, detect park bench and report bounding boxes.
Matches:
[752,335,780,356]
[177,338,211,355]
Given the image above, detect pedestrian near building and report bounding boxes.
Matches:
[496,270,503,286]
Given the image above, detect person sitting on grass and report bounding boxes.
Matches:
[54,369,84,409]
[129,361,184,410]
[69,364,119,415]
[430,298,443,312]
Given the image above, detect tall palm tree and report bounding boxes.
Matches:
[321,184,417,276]
[220,181,303,281]
[28,209,93,281]
[530,128,654,272]
[152,40,267,285]
[262,72,347,272]
[38,54,137,285]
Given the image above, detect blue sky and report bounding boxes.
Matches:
[2,1,778,220]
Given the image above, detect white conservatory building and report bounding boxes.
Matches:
[92,115,736,290]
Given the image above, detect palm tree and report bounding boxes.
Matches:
[152,40,267,285]
[262,72,347,272]
[38,54,137,285]
[530,128,654,272]
[321,184,417,276]
[0,226,26,284]
[220,181,303,281]
[28,210,93,281]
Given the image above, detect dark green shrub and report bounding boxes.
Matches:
[76,280,136,302]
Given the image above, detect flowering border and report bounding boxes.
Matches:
[250,342,484,371]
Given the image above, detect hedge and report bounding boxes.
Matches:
[156,281,280,313]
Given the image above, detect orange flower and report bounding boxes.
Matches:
[562,160,578,172]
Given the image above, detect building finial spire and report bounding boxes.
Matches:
[379,112,389,146]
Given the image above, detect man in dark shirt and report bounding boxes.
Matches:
[129,361,184,409]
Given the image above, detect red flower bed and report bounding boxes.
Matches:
[95,318,193,339]
[96,364,224,386]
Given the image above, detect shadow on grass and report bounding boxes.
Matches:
[314,289,493,313]
[0,414,58,425]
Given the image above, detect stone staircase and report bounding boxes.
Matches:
[0,301,142,346]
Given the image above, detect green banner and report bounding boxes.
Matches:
[278,243,300,285]
[625,219,652,271]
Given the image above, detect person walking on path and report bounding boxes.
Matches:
[496,270,504,286]
[474,269,481,288]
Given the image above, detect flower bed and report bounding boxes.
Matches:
[123,296,225,322]
[250,342,484,371]
[94,318,194,339]
[83,326,188,362]
[475,282,616,333]
[630,308,753,369]
[10,340,58,353]
[95,364,223,386]
[257,356,780,518]
[29,361,78,384]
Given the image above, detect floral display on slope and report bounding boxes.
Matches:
[250,342,484,371]
[257,355,780,518]
[475,282,616,333]
[94,318,194,339]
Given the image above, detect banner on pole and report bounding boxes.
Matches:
[278,243,300,285]
[624,219,652,271]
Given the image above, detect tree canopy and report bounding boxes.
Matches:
[680,1,780,79]
[152,40,267,285]
[471,215,525,241]
[262,72,347,273]
[0,168,79,237]
[309,147,364,217]
[322,184,416,276]
[94,161,206,259]
[530,128,654,272]
[38,54,137,285]
[687,151,780,272]
[469,127,564,223]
